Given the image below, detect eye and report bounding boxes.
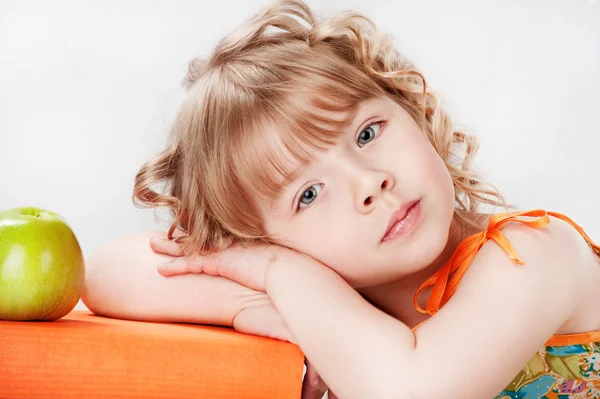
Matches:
[296,183,324,211]
[357,121,383,148]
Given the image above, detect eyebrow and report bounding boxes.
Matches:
[275,162,309,204]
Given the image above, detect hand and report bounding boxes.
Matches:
[150,234,295,341]
[232,299,295,343]
[236,306,339,399]
[151,236,297,292]
[150,236,337,398]
[303,358,338,399]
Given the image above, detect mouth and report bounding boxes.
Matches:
[381,200,421,243]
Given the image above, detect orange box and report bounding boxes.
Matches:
[0,310,304,398]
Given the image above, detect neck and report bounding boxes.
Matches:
[358,211,489,328]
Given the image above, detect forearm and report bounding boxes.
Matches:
[82,229,266,326]
[265,253,417,398]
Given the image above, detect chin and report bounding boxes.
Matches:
[405,202,453,270]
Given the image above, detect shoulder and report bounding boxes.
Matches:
[492,213,591,268]
[462,212,590,307]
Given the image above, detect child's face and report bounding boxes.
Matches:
[257,95,456,288]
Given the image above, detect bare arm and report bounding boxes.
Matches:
[81,229,272,327]
[265,219,591,398]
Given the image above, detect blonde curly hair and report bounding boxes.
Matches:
[132,0,504,256]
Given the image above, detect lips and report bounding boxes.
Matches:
[381,200,420,242]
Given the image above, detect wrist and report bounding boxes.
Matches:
[265,247,311,294]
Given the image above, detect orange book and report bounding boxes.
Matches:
[0,310,304,398]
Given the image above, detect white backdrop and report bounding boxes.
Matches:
[1,0,598,312]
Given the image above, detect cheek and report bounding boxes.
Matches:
[399,132,455,217]
[399,134,448,185]
[421,147,455,216]
[429,149,455,196]
[420,147,456,234]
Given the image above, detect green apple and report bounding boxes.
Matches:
[0,206,85,321]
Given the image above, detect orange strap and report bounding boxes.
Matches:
[413,210,600,316]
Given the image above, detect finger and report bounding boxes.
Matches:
[157,254,223,277]
[328,390,339,399]
[150,237,185,257]
[215,244,270,291]
[173,226,186,238]
[157,257,191,277]
[301,359,328,399]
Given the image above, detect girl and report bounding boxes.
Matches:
[88,0,600,398]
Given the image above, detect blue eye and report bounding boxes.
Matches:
[357,122,382,147]
[293,121,383,212]
[297,183,324,211]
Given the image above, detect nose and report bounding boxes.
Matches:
[356,170,396,212]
